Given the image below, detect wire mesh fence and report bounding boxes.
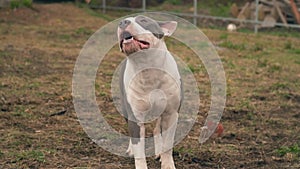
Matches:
[88,0,300,33]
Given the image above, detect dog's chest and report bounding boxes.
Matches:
[123,50,181,116]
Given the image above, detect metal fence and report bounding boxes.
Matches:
[90,0,300,33]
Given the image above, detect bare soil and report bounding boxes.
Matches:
[0,3,300,169]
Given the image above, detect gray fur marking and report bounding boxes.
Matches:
[135,15,164,39]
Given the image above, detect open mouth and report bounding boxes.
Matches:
[119,31,150,54]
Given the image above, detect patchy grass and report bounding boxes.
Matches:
[75,27,93,36]
[219,33,228,40]
[276,143,300,157]
[0,3,300,169]
[10,0,33,9]
[13,150,45,163]
[219,40,246,51]
[288,48,300,54]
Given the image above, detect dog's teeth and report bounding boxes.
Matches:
[123,37,134,44]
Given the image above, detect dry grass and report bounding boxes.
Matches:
[0,3,299,168]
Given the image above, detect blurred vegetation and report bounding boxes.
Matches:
[88,0,247,17]
[10,0,33,9]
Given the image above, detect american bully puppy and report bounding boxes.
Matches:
[118,15,182,169]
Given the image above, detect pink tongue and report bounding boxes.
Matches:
[138,41,149,49]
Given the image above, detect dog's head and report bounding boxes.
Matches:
[118,15,177,55]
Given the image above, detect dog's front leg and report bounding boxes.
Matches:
[129,122,147,169]
[160,111,178,169]
[153,117,162,159]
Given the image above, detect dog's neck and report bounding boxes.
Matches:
[152,39,168,50]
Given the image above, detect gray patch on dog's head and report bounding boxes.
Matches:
[135,15,164,39]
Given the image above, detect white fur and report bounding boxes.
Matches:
[119,16,180,169]
[132,123,147,168]
[154,117,162,158]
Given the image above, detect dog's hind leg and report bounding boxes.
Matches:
[160,111,178,169]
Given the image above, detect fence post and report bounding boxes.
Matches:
[254,0,259,33]
[102,0,106,14]
[193,0,197,26]
[142,0,146,12]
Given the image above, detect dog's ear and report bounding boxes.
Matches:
[158,21,177,37]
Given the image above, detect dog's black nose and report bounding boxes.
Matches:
[119,19,131,29]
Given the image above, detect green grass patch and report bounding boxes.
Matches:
[0,50,10,58]
[222,58,236,69]
[246,112,255,120]
[270,82,289,91]
[5,130,33,147]
[227,60,236,69]
[0,150,4,158]
[288,48,300,55]
[198,0,232,17]
[75,27,93,36]
[276,143,300,157]
[174,146,194,154]
[166,0,183,5]
[264,29,300,39]
[219,41,246,51]
[10,0,32,9]
[12,106,32,118]
[284,41,293,50]
[99,91,107,97]
[252,43,263,52]
[83,6,113,21]
[209,3,231,17]
[268,63,282,73]
[95,83,100,91]
[279,92,294,100]
[25,82,41,89]
[14,150,45,163]
[59,34,71,42]
[257,59,268,68]
[180,64,201,74]
[219,33,228,40]
[238,99,254,112]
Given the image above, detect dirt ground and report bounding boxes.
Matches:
[0,3,300,169]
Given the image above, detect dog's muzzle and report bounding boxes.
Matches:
[119,31,150,55]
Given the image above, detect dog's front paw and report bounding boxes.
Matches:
[161,162,176,169]
[161,153,175,169]
[135,158,148,169]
